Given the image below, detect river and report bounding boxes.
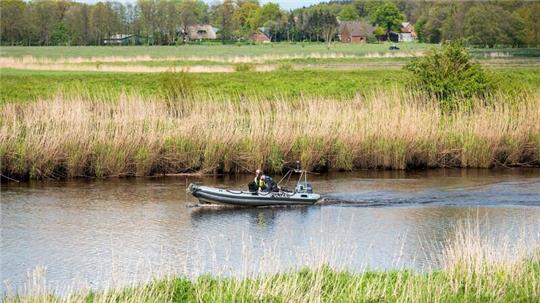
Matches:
[1,169,540,296]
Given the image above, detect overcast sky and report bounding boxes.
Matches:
[79,1,323,10]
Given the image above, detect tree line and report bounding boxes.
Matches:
[1,0,539,47]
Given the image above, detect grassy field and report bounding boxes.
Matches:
[0,43,432,59]
[0,69,407,103]
[1,43,538,59]
[6,223,539,302]
[1,68,539,103]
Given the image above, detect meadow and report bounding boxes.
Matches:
[5,223,539,302]
[0,43,432,59]
[1,68,539,104]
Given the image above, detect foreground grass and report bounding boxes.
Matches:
[1,90,539,180]
[6,223,539,302]
[9,264,537,302]
[1,68,539,103]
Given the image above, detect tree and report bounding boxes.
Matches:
[370,2,404,40]
[212,0,237,43]
[179,0,200,42]
[516,2,540,46]
[464,4,525,47]
[415,4,449,43]
[64,3,91,45]
[373,26,385,41]
[0,0,26,45]
[339,4,359,21]
[233,1,260,39]
[157,0,179,45]
[90,2,118,45]
[51,22,69,45]
[27,0,69,45]
[248,2,284,41]
[320,10,338,45]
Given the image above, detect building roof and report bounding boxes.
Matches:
[401,22,413,33]
[106,34,136,40]
[340,21,374,37]
[187,24,217,40]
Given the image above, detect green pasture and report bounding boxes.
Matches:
[1,68,539,103]
[1,43,538,60]
[0,42,431,59]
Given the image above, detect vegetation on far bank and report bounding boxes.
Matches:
[1,90,538,180]
[1,43,539,180]
[1,68,539,104]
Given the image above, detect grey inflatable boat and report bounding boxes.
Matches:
[188,182,321,207]
[188,164,323,207]
[188,165,322,207]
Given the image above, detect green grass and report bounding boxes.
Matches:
[0,42,432,59]
[2,43,538,60]
[2,68,539,103]
[0,69,407,103]
[6,261,539,302]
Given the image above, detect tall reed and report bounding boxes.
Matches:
[1,90,539,179]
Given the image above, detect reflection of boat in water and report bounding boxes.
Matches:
[187,165,321,207]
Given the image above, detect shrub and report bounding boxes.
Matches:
[233,63,255,72]
[404,40,493,105]
[159,71,194,99]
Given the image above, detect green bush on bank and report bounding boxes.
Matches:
[405,40,493,109]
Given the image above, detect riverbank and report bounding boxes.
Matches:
[4,222,539,302]
[1,90,539,180]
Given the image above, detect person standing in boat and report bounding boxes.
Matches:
[249,169,266,192]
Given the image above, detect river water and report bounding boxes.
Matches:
[1,169,540,295]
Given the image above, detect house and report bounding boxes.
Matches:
[103,34,145,45]
[398,22,416,42]
[339,21,375,43]
[251,29,271,43]
[187,25,218,40]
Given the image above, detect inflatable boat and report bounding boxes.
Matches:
[188,182,321,207]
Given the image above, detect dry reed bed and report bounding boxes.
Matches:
[1,91,539,179]
[5,222,539,302]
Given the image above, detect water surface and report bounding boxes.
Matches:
[1,169,540,295]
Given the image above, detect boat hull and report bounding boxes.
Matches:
[188,184,320,207]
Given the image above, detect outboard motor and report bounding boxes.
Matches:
[295,182,313,193]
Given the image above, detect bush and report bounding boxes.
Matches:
[160,71,194,99]
[405,40,493,105]
[366,34,378,44]
[233,63,256,72]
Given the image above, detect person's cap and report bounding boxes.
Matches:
[255,169,261,174]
